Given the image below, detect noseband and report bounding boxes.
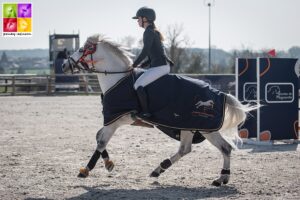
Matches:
[67,43,98,73]
[67,43,133,75]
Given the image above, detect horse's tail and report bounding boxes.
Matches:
[220,94,256,139]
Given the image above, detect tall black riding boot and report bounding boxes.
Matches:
[136,86,151,118]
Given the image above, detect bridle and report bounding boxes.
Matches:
[67,42,133,75]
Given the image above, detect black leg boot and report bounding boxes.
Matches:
[136,86,151,118]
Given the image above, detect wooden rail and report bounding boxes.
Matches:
[0,74,102,96]
[0,73,237,96]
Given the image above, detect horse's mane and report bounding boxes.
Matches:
[86,34,133,67]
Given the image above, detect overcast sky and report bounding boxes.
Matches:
[0,0,299,51]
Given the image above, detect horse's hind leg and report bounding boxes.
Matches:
[202,131,232,186]
[150,131,193,177]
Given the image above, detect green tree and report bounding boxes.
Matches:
[288,46,300,58]
[0,52,8,63]
[0,67,4,74]
[17,67,25,74]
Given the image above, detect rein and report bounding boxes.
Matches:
[68,43,133,75]
[91,66,134,75]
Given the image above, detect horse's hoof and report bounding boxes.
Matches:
[150,171,160,177]
[78,167,89,178]
[105,160,114,172]
[212,180,221,187]
[78,173,87,178]
[223,179,229,184]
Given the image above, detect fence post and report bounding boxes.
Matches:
[47,75,52,95]
[4,78,8,93]
[12,76,15,96]
[85,75,89,94]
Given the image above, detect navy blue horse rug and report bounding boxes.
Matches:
[102,72,226,132]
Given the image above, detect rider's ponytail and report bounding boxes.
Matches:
[152,22,164,41]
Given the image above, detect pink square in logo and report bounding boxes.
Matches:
[3,18,17,32]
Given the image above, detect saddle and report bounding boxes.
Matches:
[102,69,226,143]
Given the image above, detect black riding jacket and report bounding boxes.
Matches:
[133,25,171,68]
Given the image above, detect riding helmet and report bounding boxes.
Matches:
[132,7,156,21]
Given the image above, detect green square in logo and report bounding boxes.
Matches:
[3,3,17,18]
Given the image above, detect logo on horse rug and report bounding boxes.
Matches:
[192,99,215,118]
[102,72,226,132]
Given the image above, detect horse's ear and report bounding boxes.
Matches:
[86,34,101,45]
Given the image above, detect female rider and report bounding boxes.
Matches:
[132,7,173,117]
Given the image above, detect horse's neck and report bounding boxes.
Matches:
[94,44,133,94]
[96,72,129,94]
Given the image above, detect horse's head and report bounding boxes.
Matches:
[62,34,133,75]
[61,40,98,74]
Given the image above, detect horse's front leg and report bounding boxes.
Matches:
[78,125,117,178]
[150,131,193,177]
